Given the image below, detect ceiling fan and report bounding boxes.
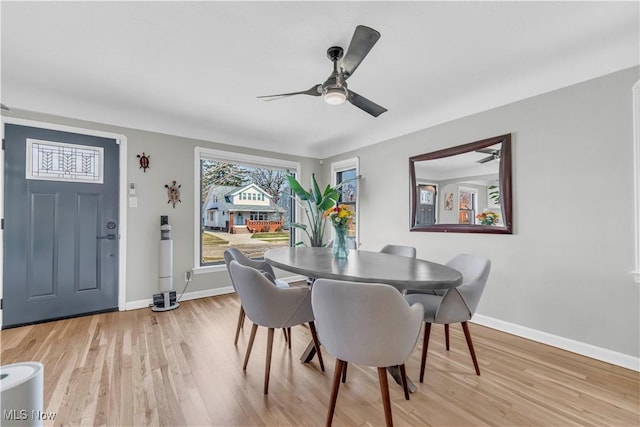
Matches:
[258,25,387,117]
[476,149,501,164]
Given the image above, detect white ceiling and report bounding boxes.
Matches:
[1,1,638,158]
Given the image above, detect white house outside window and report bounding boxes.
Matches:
[194,147,300,272]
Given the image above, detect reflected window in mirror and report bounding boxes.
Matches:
[409,134,512,234]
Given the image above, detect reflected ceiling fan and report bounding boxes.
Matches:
[476,148,501,164]
[258,25,387,117]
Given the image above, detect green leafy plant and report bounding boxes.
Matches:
[286,173,347,247]
[488,184,500,205]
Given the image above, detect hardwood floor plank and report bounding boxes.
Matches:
[1,294,638,426]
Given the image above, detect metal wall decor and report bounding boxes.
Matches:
[165,180,181,208]
[137,152,150,172]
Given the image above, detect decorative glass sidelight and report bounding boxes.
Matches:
[26,138,103,183]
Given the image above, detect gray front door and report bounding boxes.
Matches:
[3,124,119,327]
[416,184,436,226]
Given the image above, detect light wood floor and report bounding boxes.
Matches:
[1,293,638,426]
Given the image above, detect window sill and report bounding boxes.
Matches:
[193,264,227,275]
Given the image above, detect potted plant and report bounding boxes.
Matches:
[286,173,351,247]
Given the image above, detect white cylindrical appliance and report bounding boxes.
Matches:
[152,215,179,311]
[158,226,173,292]
[0,362,45,427]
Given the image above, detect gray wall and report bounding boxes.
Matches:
[1,110,320,303]
[324,66,640,358]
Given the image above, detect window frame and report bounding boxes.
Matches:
[331,157,360,246]
[193,147,300,274]
[633,80,640,283]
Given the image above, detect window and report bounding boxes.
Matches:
[26,138,103,183]
[250,212,268,221]
[458,187,477,224]
[332,157,359,246]
[194,147,300,271]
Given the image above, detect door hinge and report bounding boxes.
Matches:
[2,138,5,150]
[1,299,3,310]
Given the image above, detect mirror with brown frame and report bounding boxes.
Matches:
[409,134,512,234]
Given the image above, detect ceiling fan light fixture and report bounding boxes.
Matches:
[323,87,347,105]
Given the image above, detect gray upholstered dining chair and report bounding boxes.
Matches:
[311,279,423,427]
[380,244,416,259]
[224,248,289,345]
[228,260,324,394]
[404,254,491,382]
[335,244,417,384]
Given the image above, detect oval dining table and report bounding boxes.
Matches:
[264,246,463,392]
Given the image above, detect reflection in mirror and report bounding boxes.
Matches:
[409,134,512,234]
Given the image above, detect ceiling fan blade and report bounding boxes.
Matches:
[347,90,387,117]
[1,103,10,111]
[257,84,322,101]
[476,155,495,164]
[341,25,381,80]
[475,149,496,155]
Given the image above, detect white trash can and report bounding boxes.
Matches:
[0,362,44,427]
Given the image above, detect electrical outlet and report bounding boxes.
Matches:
[184,271,192,282]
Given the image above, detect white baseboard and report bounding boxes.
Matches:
[125,286,235,311]
[472,314,640,372]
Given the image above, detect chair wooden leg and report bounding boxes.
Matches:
[461,321,480,375]
[234,306,245,345]
[264,327,275,394]
[399,364,410,401]
[326,359,346,427]
[420,322,431,383]
[377,367,394,427]
[243,323,258,370]
[341,362,348,383]
[308,322,325,372]
[287,327,292,350]
[444,323,450,351]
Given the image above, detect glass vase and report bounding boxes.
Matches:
[332,226,349,259]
